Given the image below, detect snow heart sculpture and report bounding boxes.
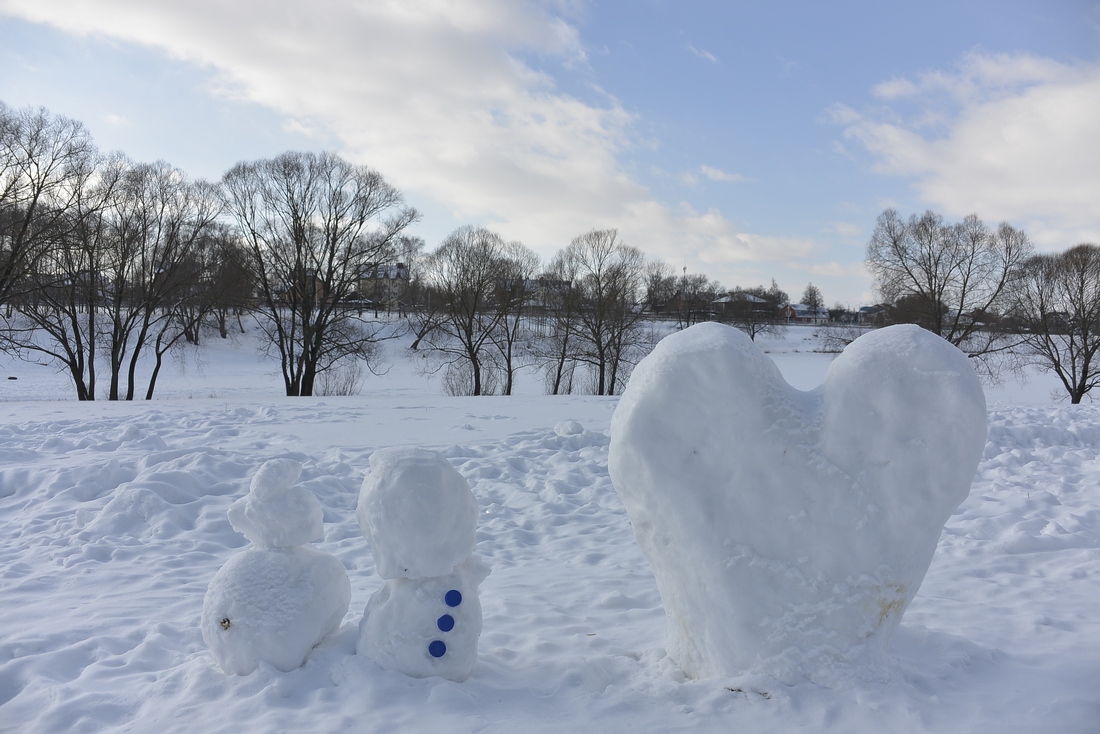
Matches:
[201,459,351,675]
[355,447,489,682]
[608,323,986,680]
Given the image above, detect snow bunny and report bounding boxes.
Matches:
[201,459,350,675]
[356,447,489,682]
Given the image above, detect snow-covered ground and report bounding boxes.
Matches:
[1,324,1097,732]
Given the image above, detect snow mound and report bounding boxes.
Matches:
[554,420,584,436]
[357,447,478,579]
[608,323,987,680]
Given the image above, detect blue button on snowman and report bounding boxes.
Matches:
[355,448,490,682]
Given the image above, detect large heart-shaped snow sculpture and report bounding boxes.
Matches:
[608,323,986,680]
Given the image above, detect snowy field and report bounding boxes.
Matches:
[1,324,1098,733]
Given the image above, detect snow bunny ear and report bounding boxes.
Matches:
[228,459,323,548]
[249,458,303,501]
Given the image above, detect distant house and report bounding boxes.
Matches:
[857,304,887,325]
[357,262,410,309]
[274,267,329,305]
[711,292,771,319]
[779,303,829,324]
[828,306,859,324]
[529,277,571,310]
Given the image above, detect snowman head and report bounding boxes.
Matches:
[357,447,478,579]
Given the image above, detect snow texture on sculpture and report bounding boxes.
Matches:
[201,459,351,675]
[608,323,987,681]
[356,447,489,682]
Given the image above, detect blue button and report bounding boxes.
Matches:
[428,640,446,658]
[445,589,462,607]
[437,614,455,632]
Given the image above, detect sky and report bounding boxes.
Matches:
[1,0,1098,307]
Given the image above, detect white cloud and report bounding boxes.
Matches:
[839,52,1100,249]
[790,260,868,278]
[728,232,816,262]
[698,165,744,183]
[872,52,1068,103]
[823,221,861,238]
[689,45,718,64]
[0,0,783,272]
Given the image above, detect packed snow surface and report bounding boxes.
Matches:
[609,324,988,680]
[0,325,1098,732]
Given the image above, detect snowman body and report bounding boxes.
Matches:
[358,555,489,681]
[355,447,488,682]
[202,459,351,675]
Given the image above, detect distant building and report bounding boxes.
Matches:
[712,292,768,318]
[857,304,887,325]
[779,303,829,324]
[357,262,410,309]
[528,277,571,310]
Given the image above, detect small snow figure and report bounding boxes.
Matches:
[201,459,350,675]
[355,447,489,682]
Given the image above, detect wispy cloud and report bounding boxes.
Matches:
[698,164,744,183]
[790,260,868,278]
[823,221,861,237]
[688,44,718,64]
[872,52,1068,103]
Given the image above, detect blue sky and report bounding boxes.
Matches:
[2,0,1098,306]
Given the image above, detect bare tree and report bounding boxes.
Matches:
[561,229,648,396]
[801,282,823,309]
[419,225,508,396]
[185,224,257,341]
[102,160,221,400]
[401,235,449,351]
[867,209,1032,370]
[672,272,724,328]
[723,281,786,341]
[490,240,539,395]
[530,251,581,395]
[1012,244,1100,403]
[143,204,239,400]
[221,151,417,396]
[643,259,677,316]
[0,150,116,400]
[0,104,97,303]
[1,153,219,401]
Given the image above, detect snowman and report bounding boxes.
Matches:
[201,459,351,675]
[355,447,489,682]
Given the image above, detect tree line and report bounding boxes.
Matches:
[2,103,814,400]
[866,209,1100,403]
[11,102,1093,404]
